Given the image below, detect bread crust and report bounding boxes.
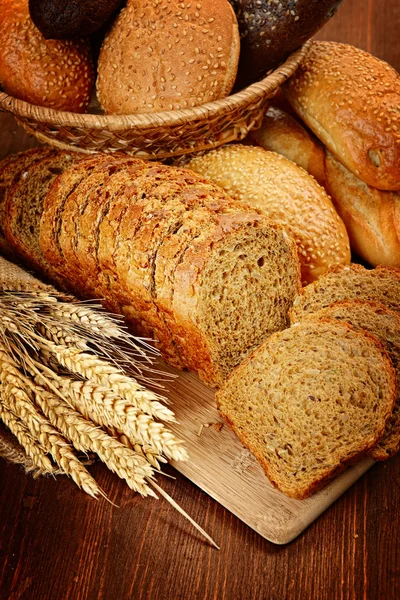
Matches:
[0,0,93,112]
[96,0,240,114]
[284,41,400,191]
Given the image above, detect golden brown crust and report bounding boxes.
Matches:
[96,0,240,115]
[249,106,327,186]
[284,41,400,191]
[0,0,94,112]
[325,152,400,269]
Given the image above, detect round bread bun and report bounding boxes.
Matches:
[96,0,240,115]
[229,0,343,87]
[28,0,124,40]
[0,0,93,112]
[187,144,351,285]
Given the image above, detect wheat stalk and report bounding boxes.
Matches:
[0,350,102,499]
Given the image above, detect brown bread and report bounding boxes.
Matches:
[300,301,400,461]
[290,264,400,323]
[216,320,397,498]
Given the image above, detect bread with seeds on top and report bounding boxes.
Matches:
[96,0,240,115]
[284,41,400,191]
[187,144,350,285]
[0,0,94,112]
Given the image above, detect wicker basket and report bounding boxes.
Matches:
[0,41,311,161]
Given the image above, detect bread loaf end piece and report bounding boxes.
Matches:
[284,41,400,191]
[187,145,350,285]
[216,320,397,498]
[290,264,400,323]
[300,300,400,461]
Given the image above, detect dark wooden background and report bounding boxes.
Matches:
[1,2,400,599]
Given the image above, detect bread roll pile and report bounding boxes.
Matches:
[250,41,400,268]
[0,0,343,114]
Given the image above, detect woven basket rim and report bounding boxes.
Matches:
[0,41,311,131]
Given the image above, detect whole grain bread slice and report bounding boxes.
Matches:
[4,151,78,278]
[290,264,400,323]
[300,300,400,460]
[216,320,397,499]
[0,148,55,256]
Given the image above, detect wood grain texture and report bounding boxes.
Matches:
[1,1,400,598]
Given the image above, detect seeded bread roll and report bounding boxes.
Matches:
[290,264,400,324]
[36,151,301,386]
[216,320,397,499]
[300,300,400,461]
[0,0,94,112]
[284,42,400,191]
[249,106,326,186]
[229,0,343,87]
[187,145,350,285]
[96,0,240,115]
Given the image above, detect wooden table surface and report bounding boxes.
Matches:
[1,2,400,599]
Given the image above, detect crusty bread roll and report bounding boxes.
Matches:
[97,0,240,115]
[325,153,400,269]
[0,0,93,112]
[284,41,400,191]
[249,106,326,185]
[187,145,350,285]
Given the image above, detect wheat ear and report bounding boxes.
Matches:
[0,403,54,475]
[33,386,156,497]
[0,352,101,499]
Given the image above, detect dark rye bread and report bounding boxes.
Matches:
[39,152,301,386]
[300,301,400,461]
[0,148,55,255]
[290,264,400,323]
[4,151,79,278]
[216,320,397,499]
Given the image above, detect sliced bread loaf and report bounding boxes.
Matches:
[4,151,79,278]
[216,320,397,498]
[290,264,400,323]
[300,300,400,461]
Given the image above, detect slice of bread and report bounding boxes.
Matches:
[216,320,397,498]
[4,151,78,278]
[0,148,55,255]
[290,264,400,323]
[300,300,400,461]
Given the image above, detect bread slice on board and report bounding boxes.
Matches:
[300,301,400,460]
[187,145,350,285]
[290,264,400,323]
[216,320,397,498]
[4,151,79,278]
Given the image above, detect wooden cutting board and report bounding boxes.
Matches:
[162,364,375,545]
